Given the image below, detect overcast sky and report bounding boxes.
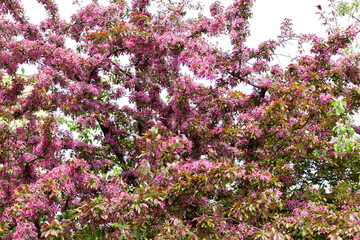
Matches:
[250,0,328,45]
[20,0,330,60]
[18,0,339,78]
[18,0,333,98]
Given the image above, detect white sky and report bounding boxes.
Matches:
[20,0,331,45]
[19,0,332,74]
[249,0,328,46]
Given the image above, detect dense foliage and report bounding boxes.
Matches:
[1,0,360,238]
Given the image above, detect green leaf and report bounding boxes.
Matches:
[150,126,158,135]
[346,140,354,153]
[332,99,346,116]
[349,128,355,136]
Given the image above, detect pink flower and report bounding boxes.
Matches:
[319,93,333,104]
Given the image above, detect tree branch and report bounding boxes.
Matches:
[96,119,128,171]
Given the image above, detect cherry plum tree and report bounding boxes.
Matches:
[1,0,360,239]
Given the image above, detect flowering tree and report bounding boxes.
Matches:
[1,0,360,238]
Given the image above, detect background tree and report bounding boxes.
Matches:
[1,0,360,239]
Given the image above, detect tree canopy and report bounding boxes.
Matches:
[1,0,360,239]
